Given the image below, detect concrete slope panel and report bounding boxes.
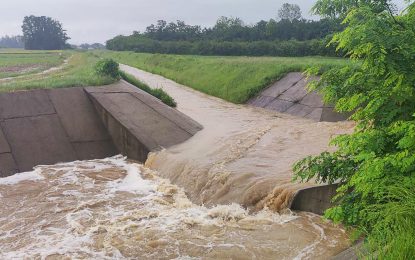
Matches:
[289,184,338,215]
[321,107,350,122]
[300,91,324,107]
[48,87,110,142]
[72,141,117,160]
[0,127,11,153]
[265,99,294,112]
[88,98,151,162]
[1,115,77,172]
[0,90,55,119]
[0,153,18,177]
[247,95,275,108]
[285,103,315,117]
[130,92,202,135]
[278,78,309,103]
[261,72,303,97]
[91,92,192,149]
[87,81,202,135]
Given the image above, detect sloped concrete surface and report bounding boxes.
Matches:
[2,115,78,172]
[248,72,348,122]
[289,184,338,215]
[0,81,201,176]
[85,81,203,162]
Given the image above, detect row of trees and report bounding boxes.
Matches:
[0,35,24,48]
[106,3,342,56]
[106,37,339,57]
[141,17,341,42]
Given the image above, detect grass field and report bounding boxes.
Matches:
[0,49,67,79]
[0,51,116,92]
[98,51,351,103]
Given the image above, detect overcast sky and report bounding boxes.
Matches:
[0,0,407,44]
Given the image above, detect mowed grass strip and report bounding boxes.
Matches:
[98,51,351,103]
[0,51,116,92]
[0,50,67,79]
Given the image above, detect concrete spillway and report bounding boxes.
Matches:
[0,81,202,177]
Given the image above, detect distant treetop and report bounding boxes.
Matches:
[278,3,303,22]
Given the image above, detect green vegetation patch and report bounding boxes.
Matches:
[120,71,177,107]
[98,51,349,103]
[0,51,116,92]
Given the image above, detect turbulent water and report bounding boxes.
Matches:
[0,156,349,259]
[122,64,355,211]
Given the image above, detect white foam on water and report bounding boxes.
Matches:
[0,168,44,185]
[106,163,155,194]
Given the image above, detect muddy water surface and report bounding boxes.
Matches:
[0,156,349,259]
[121,65,354,210]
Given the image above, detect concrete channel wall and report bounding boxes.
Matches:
[248,72,349,122]
[0,81,202,177]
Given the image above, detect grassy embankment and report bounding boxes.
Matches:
[98,51,350,104]
[0,51,116,92]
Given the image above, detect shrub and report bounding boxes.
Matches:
[120,71,177,107]
[95,58,120,79]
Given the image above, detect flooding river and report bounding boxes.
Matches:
[0,156,349,259]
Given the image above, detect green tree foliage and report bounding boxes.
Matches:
[278,3,303,21]
[0,35,24,48]
[22,16,70,50]
[293,0,415,257]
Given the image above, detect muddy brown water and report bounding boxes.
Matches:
[0,157,349,259]
[121,65,354,211]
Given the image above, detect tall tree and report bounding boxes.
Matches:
[22,16,70,50]
[278,3,303,21]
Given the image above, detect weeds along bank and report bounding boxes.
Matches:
[97,51,350,104]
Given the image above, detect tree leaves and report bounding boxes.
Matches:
[293,0,415,256]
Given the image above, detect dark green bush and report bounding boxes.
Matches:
[120,71,177,107]
[95,58,120,78]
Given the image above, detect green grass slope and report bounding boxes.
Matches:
[98,51,350,103]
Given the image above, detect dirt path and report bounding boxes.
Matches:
[120,64,354,211]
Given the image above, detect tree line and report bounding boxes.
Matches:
[0,35,24,48]
[106,3,343,57]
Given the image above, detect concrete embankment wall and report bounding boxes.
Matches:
[248,72,349,122]
[0,81,202,177]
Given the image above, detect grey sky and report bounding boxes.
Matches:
[0,0,406,44]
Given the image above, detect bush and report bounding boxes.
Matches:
[120,71,177,107]
[95,58,120,78]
